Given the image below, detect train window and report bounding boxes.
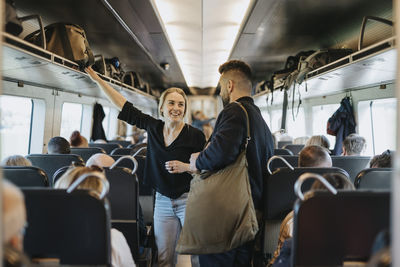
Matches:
[60,102,83,140]
[312,104,340,149]
[0,95,33,160]
[270,109,282,133]
[358,98,396,156]
[286,107,306,138]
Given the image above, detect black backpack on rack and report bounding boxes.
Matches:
[105,57,124,81]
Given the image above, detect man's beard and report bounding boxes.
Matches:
[221,95,230,108]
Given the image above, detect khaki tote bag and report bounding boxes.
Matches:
[176,102,259,254]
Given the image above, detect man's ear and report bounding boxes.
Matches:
[228,79,234,93]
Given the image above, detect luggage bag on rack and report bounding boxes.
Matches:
[24,23,95,69]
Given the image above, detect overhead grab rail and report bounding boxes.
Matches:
[267,155,295,175]
[67,172,110,199]
[358,16,393,51]
[110,155,138,175]
[294,173,337,201]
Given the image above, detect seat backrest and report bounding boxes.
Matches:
[2,166,49,187]
[331,156,371,183]
[354,168,393,189]
[265,167,349,220]
[22,189,111,265]
[273,148,293,156]
[110,147,133,155]
[277,141,292,148]
[26,154,84,186]
[89,143,122,154]
[283,144,304,155]
[104,167,140,259]
[70,147,105,162]
[293,191,390,266]
[109,140,131,147]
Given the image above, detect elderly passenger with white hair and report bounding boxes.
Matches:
[86,153,115,168]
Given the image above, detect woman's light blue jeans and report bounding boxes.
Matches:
[154,192,199,267]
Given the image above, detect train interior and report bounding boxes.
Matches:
[0,0,399,266]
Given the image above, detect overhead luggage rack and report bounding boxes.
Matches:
[254,36,396,103]
[1,32,157,106]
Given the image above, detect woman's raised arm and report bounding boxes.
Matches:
[85,66,126,111]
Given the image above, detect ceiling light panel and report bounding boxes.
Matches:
[152,0,251,88]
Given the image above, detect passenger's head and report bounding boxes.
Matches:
[1,155,32,167]
[299,145,332,168]
[158,87,188,122]
[3,180,26,251]
[305,135,330,150]
[48,136,71,154]
[218,60,252,106]
[370,150,393,168]
[342,134,366,156]
[54,166,106,198]
[86,153,115,168]
[70,131,89,148]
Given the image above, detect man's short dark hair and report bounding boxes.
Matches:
[48,136,71,154]
[299,145,332,167]
[343,134,366,155]
[218,60,252,81]
[370,150,392,168]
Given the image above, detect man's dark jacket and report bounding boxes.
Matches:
[196,96,274,210]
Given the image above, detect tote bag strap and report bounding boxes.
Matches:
[234,101,251,148]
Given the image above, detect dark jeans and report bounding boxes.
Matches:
[199,240,255,267]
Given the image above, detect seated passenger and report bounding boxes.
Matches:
[293,136,309,145]
[304,135,330,150]
[1,155,32,167]
[86,153,147,250]
[3,180,31,266]
[70,131,89,148]
[298,145,332,168]
[48,136,71,154]
[269,173,354,266]
[342,133,366,156]
[86,153,115,168]
[370,150,393,168]
[54,166,136,267]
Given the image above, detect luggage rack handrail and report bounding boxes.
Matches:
[2,32,156,99]
[306,36,396,79]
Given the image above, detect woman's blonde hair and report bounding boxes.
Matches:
[54,166,106,198]
[1,155,32,167]
[158,87,188,118]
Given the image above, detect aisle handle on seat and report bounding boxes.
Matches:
[267,155,294,174]
[110,155,138,175]
[132,146,146,158]
[294,173,337,201]
[67,172,110,199]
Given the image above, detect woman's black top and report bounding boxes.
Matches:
[118,101,206,198]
